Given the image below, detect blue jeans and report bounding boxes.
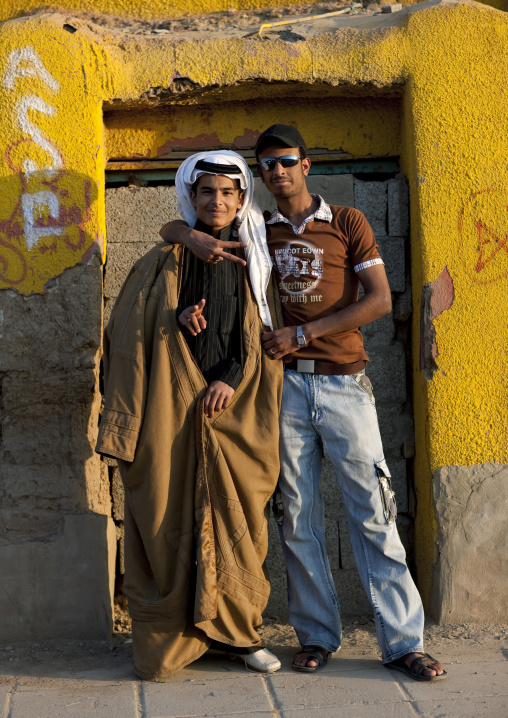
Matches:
[277,369,424,662]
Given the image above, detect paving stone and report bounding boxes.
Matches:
[10,682,137,718]
[0,682,13,717]
[282,702,417,717]
[387,178,409,237]
[142,674,273,716]
[267,665,402,710]
[353,179,387,236]
[401,659,508,702]
[411,696,508,718]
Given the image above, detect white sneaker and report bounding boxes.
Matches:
[243,648,281,673]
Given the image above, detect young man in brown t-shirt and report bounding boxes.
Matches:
[159,126,445,682]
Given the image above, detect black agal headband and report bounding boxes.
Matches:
[194,159,242,174]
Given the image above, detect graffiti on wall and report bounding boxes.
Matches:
[458,189,508,285]
[1,47,93,291]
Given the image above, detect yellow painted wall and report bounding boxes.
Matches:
[0,17,108,294]
[1,1,508,603]
[104,97,401,161]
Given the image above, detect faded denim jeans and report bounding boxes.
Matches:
[277,368,424,662]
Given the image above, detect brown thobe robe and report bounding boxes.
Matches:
[96,242,283,679]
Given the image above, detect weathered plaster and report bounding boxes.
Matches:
[430,463,508,622]
[104,96,401,161]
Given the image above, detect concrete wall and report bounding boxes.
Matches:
[103,172,412,620]
[0,257,116,641]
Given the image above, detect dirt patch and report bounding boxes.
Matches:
[1,614,507,678]
[26,1,378,36]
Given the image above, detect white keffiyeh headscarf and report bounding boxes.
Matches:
[175,150,273,330]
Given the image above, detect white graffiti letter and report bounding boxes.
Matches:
[17,95,62,175]
[22,192,64,250]
[4,47,59,91]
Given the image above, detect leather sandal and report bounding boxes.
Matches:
[292,645,330,672]
[385,652,447,682]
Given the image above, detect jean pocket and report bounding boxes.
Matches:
[375,459,397,524]
[352,373,375,405]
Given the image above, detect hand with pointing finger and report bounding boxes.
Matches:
[179,298,207,337]
[160,221,247,266]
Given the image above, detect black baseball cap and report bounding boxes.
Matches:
[255,124,308,158]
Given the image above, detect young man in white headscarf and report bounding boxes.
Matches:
[96,151,284,679]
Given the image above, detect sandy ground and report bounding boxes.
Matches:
[26,1,385,37]
[1,607,507,677]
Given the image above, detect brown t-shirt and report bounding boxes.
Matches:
[267,204,382,364]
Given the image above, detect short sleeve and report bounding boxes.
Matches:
[345,209,384,273]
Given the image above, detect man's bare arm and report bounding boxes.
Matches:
[262,264,392,359]
[159,220,247,266]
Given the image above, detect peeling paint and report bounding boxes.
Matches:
[420,266,455,380]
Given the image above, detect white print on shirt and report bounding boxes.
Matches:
[274,239,324,301]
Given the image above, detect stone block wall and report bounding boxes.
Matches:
[0,257,116,641]
[104,173,413,622]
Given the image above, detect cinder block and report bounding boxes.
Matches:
[362,312,396,347]
[325,517,340,573]
[366,342,407,404]
[393,285,412,322]
[105,186,179,243]
[387,177,409,236]
[103,298,115,329]
[376,236,405,293]
[0,514,116,641]
[264,516,288,621]
[111,467,125,522]
[353,179,387,236]
[338,513,356,571]
[306,174,355,208]
[321,458,342,515]
[377,405,415,458]
[254,174,354,217]
[104,241,160,299]
[117,525,125,575]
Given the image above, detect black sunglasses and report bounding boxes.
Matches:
[258,155,301,171]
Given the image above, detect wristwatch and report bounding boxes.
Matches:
[296,325,308,348]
